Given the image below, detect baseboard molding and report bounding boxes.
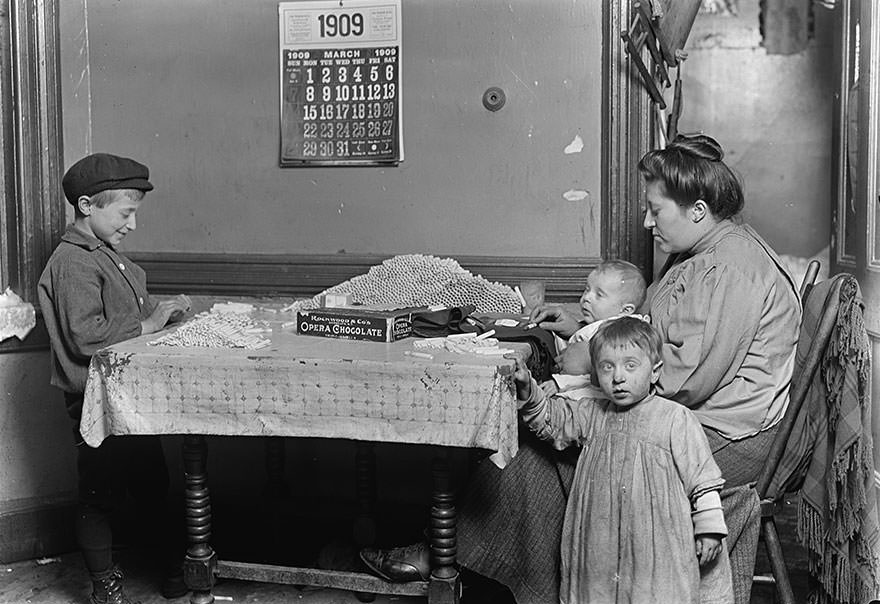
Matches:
[0,496,77,563]
[128,251,602,301]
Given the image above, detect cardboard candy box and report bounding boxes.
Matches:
[295,306,417,342]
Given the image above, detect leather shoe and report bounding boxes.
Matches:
[359,541,430,582]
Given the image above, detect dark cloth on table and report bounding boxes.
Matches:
[411,305,476,338]
[490,324,558,384]
[458,424,771,604]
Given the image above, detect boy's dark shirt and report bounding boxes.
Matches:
[38,223,155,395]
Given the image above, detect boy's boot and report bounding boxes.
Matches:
[89,565,141,604]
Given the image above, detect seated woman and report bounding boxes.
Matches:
[361,134,801,604]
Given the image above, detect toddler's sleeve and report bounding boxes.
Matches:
[692,490,727,537]
[669,406,725,499]
[519,376,600,449]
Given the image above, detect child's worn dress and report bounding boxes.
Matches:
[519,379,728,604]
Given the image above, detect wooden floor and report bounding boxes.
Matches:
[0,496,811,604]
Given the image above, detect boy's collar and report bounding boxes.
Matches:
[62,223,106,251]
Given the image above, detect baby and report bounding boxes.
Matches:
[547,259,647,399]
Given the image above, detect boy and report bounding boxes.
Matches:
[38,153,191,604]
[546,259,647,399]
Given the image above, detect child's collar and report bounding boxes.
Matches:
[62,223,105,251]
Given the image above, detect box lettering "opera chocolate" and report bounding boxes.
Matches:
[295,307,415,342]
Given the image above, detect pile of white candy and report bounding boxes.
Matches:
[148,311,271,349]
[411,330,515,357]
[283,254,523,314]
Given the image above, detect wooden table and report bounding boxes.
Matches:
[80,304,522,604]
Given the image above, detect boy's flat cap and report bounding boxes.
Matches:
[62,153,153,205]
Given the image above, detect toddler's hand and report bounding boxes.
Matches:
[511,357,532,403]
[695,535,723,566]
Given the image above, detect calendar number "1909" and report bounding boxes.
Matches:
[317,13,364,38]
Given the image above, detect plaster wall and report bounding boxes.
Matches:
[0,353,76,511]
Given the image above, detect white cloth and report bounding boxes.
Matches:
[555,313,651,353]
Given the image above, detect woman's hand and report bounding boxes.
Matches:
[529,304,583,339]
[694,535,723,566]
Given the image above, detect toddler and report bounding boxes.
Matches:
[513,316,733,603]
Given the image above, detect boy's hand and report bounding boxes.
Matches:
[529,305,582,339]
[511,357,532,402]
[142,294,191,335]
[695,535,723,566]
[168,294,192,323]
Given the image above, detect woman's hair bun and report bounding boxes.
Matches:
[669,133,724,162]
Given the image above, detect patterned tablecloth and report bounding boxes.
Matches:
[81,306,522,467]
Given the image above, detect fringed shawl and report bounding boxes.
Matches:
[770,274,880,603]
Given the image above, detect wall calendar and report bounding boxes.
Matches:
[278,0,403,167]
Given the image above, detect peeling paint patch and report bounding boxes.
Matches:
[563,189,589,202]
[564,135,584,154]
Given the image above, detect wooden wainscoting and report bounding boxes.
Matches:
[128,252,600,302]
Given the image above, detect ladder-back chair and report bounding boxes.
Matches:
[752,259,834,603]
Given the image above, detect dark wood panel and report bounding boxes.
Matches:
[602,1,654,279]
[0,0,65,304]
[128,252,601,302]
[0,497,75,562]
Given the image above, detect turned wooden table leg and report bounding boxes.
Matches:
[182,435,216,604]
[428,455,460,604]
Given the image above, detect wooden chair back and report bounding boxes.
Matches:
[754,259,834,501]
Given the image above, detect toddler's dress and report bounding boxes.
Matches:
[520,381,726,604]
